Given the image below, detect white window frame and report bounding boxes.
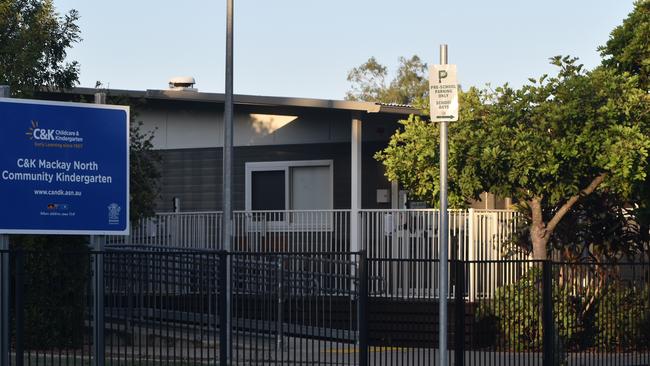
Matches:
[244,160,334,231]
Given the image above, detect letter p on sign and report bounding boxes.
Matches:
[438,70,448,83]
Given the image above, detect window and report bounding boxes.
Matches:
[245,160,333,211]
[251,170,286,211]
[245,160,334,230]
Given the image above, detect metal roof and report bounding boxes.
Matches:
[49,87,421,116]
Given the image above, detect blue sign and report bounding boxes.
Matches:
[0,98,129,235]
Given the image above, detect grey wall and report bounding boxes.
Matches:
[157,148,222,212]
[139,103,399,150]
[156,141,392,212]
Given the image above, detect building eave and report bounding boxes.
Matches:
[45,87,420,116]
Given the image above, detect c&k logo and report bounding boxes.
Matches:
[25,120,55,141]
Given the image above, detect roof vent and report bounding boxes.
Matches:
[168,76,197,92]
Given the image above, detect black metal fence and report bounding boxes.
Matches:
[0,248,648,365]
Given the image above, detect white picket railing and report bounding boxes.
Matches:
[360,209,462,298]
[231,210,351,253]
[468,210,530,300]
[107,211,223,249]
[359,209,528,299]
[108,209,523,258]
[360,209,468,260]
[107,208,528,299]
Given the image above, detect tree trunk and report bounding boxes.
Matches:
[527,174,607,261]
[530,223,550,260]
[529,198,549,260]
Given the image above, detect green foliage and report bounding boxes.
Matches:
[127,115,160,223]
[598,0,650,260]
[376,57,650,257]
[475,58,648,205]
[481,268,542,350]
[1,0,90,349]
[10,236,89,349]
[479,266,650,354]
[479,267,581,351]
[594,285,650,350]
[346,55,428,108]
[355,5,650,257]
[82,88,161,223]
[345,57,387,102]
[377,59,650,207]
[374,87,490,207]
[511,192,649,261]
[0,0,81,96]
[599,0,650,91]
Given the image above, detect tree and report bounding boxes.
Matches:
[90,86,161,224]
[0,0,80,97]
[0,1,159,349]
[599,0,650,91]
[127,111,160,223]
[373,87,489,209]
[376,57,650,260]
[352,4,650,262]
[511,191,649,262]
[1,2,85,349]
[346,55,429,108]
[599,0,650,260]
[0,2,160,224]
[345,57,387,102]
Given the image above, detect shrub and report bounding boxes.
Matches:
[11,235,90,349]
[478,266,582,351]
[594,284,650,351]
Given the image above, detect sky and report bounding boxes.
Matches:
[54,0,635,101]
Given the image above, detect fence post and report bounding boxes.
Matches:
[0,235,9,366]
[276,257,284,350]
[542,260,554,366]
[467,209,475,302]
[219,251,229,366]
[0,86,11,366]
[454,260,465,366]
[91,92,107,366]
[358,250,369,366]
[14,250,25,366]
[91,236,106,366]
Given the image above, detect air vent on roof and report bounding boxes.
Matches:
[168,76,197,92]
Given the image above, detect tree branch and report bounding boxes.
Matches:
[546,173,607,234]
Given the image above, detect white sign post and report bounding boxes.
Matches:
[429,64,459,122]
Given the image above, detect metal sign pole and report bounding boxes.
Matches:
[0,235,8,366]
[92,92,107,366]
[222,0,234,363]
[223,1,234,252]
[91,235,106,366]
[0,85,11,366]
[438,44,449,366]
